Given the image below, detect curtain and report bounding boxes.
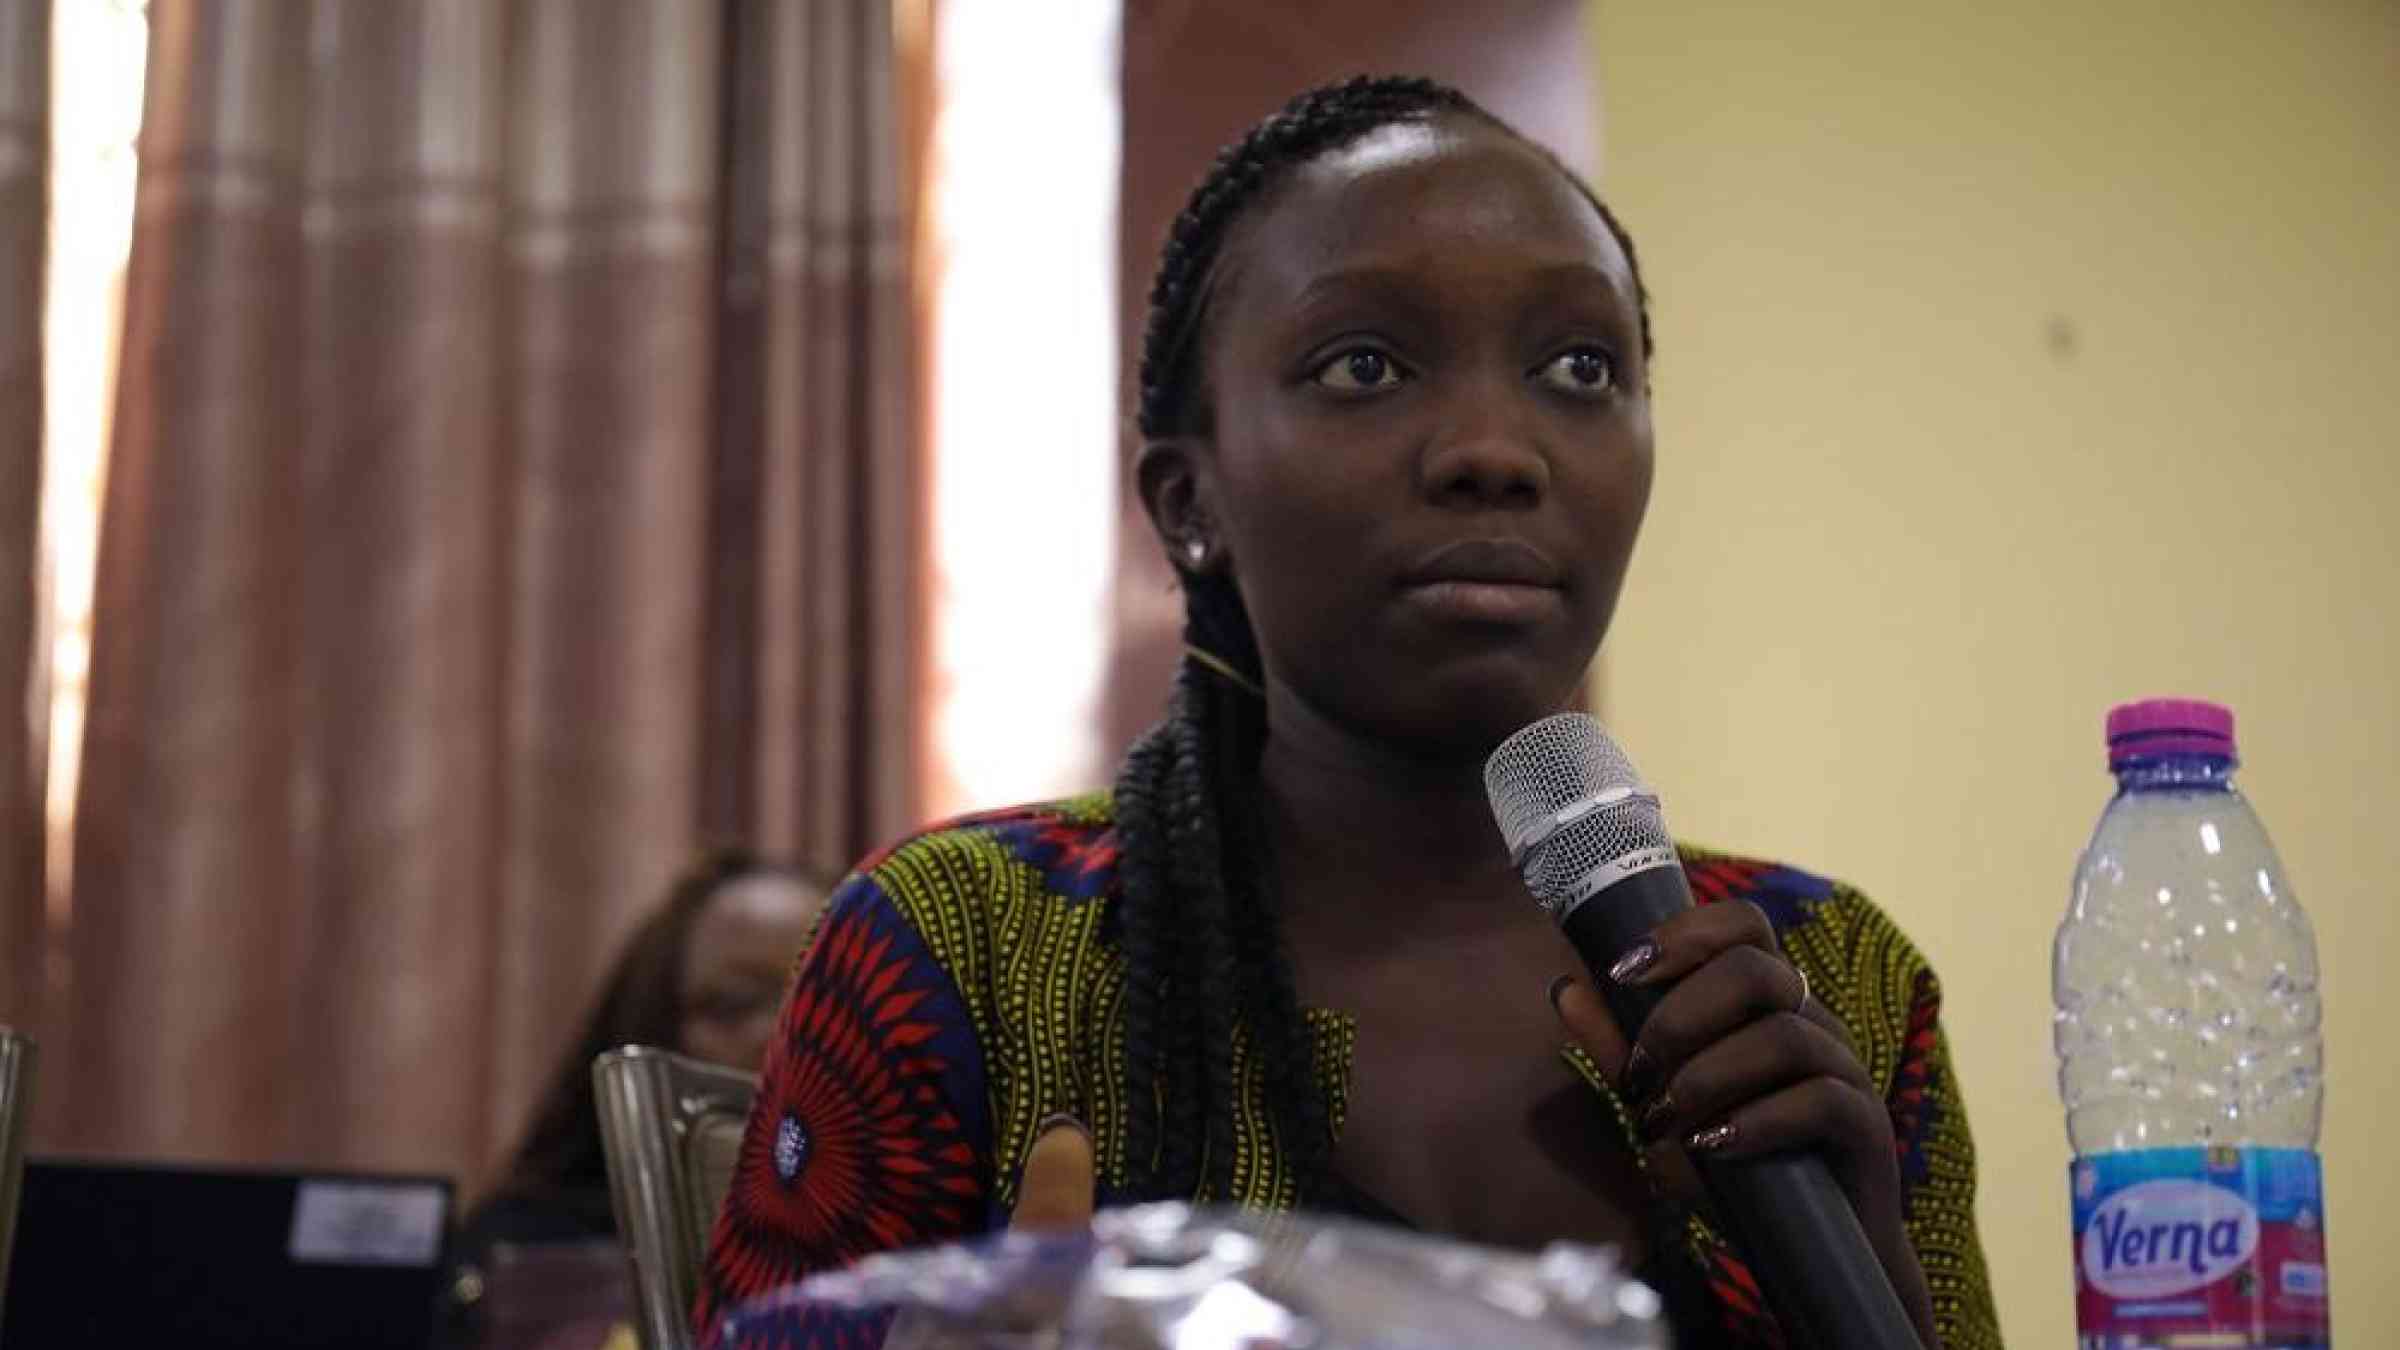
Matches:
[35,0,923,1183]
[703,0,923,870]
[0,0,43,1042]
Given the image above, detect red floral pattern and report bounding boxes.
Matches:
[695,883,988,1346]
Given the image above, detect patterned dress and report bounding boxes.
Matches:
[693,792,2003,1348]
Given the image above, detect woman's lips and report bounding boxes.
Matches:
[1398,539,1565,624]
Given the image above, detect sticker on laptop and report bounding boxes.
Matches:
[287,1180,448,1267]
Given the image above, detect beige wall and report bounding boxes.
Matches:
[1587,2,2399,1343]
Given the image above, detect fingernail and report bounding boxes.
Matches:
[1637,1091,1677,1138]
[1607,939,1661,986]
[1034,1112,1089,1139]
[1545,973,1575,1013]
[1621,1044,1660,1102]
[1687,1122,1738,1153]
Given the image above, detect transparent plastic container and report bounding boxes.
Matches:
[2054,698,2330,1347]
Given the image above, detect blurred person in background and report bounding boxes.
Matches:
[441,850,834,1346]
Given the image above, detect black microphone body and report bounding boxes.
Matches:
[1560,864,1924,1350]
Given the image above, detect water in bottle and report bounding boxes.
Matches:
[2054,698,2330,1348]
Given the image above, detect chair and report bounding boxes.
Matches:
[0,1029,35,1328]
[593,1045,756,1350]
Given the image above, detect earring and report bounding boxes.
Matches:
[1184,537,1208,566]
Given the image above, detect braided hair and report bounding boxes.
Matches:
[1113,76,1653,1204]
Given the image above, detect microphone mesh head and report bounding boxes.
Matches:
[1484,713,1644,853]
[1484,713,1675,913]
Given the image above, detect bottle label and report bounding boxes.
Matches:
[2071,1147,2330,1348]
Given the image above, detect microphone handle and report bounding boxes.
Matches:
[1560,867,1924,1350]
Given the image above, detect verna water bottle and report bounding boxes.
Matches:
[2054,699,2332,1347]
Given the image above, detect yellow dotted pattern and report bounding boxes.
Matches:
[857,800,1998,1348]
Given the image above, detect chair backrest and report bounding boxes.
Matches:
[593,1045,756,1350]
[0,1029,36,1328]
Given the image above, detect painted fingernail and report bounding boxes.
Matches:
[1607,939,1661,985]
[1546,973,1575,1013]
[1621,1044,1660,1102]
[1638,1091,1678,1138]
[1687,1122,1738,1153]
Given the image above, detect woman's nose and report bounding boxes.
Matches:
[1420,392,1549,511]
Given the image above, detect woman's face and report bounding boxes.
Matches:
[1181,116,1652,757]
[677,875,824,1070]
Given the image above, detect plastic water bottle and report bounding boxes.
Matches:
[2054,699,2331,1348]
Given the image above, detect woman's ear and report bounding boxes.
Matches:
[1135,437,1223,575]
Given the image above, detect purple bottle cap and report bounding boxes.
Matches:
[2105,698,2236,767]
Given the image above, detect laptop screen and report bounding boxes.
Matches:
[5,1158,453,1349]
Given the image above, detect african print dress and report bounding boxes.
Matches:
[693,792,2003,1349]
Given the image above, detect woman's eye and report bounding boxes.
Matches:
[1312,347,1406,392]
[1536,346,1616,395]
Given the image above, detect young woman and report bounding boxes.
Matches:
[697,77,2000,1349]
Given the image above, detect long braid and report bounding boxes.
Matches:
[1210,668,1330,1195]
[1167,688,1243,1193]
[1112,723,1174,1184]
[1115,75,1653,1203]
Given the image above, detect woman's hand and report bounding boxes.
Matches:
[882,1116,1097,1344]
[1009,1116,1097,1232]
[1549,900,1939,1347]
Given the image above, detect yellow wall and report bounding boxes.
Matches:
[1587,2,2399,1342]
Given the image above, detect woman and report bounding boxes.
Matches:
[698,77,2000,1348]
[444,851,831,1340]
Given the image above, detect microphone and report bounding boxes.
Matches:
[1484,712,1923,1350]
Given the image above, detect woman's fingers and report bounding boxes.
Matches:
[1551,972,1631,1076]
[1676,1072,1907,1257]
[1009,1115,1096,1233]
[1793,972,1859,1057]
[1603,900,1779,988]
[1557,903,1933,1344]
[1685,1076,1935,1346]
[1554,902,1835,1105]
[1551,901,1894,1227]
[1634,1011,1872,1145]
[1620,942,1809,1100]
[1681,1075,1893,1172]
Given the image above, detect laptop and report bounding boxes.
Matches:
[4,1157,454,1349]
